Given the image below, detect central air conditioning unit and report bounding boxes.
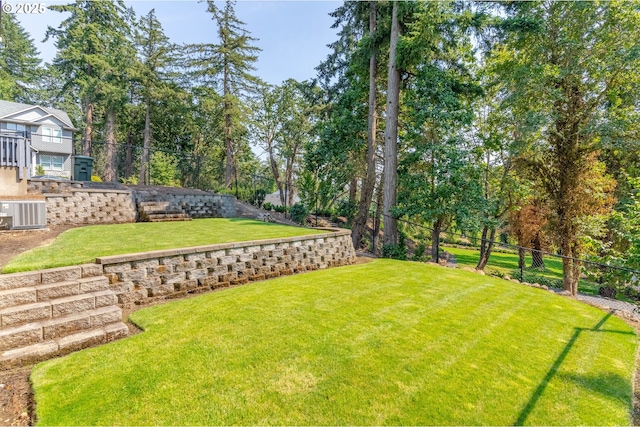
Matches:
[0,200,47,230]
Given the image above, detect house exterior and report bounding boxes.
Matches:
[0,100,77,178]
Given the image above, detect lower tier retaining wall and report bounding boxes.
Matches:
[96,228,356,307]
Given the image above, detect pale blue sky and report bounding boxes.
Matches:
[12,0,341,85]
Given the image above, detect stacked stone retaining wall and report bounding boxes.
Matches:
[44,190,136,226]
[133,188,236,219]
[97,228,355,307]
[27,181,236,226]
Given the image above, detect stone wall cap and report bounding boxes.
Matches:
[43,188,132,197]
[96,227,350,265]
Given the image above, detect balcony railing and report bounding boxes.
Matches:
[0,134,31,179]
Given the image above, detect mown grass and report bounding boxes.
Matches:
[31,259,637,425]
[443,245,605,295]
[2,219,323,273]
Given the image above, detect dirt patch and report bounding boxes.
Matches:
[0,225,78,273]
[0,367,32,426]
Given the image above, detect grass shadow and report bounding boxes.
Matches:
[514,312,635,425]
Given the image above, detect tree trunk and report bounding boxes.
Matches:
[561,237,581,296]
[139,103,151,184]
[104,108,117,182]
[518,247,526,270]
[431,219,441,263]
[476,227,496,271]
[372,178,383,255]
[139,99,151,185]
[351,1,378,250]
[82,99,93,156]
[531,233,545,269]
[224,104,233,188]
[124,132,133,180]
[382,0,400,247]
[478,226,488,265]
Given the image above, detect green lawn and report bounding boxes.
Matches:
[443,245,604,295]
[31,259,637,425]
[2,219,323,273]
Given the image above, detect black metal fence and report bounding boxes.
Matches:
[388,215,640,303]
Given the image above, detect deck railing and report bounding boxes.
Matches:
[0,134,31,179]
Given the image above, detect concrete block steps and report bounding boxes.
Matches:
[0,273,128,367]
[1,322,129,365]
[138,201,191,222]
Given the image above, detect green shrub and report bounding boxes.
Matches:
[382,244,407,260]
[289,203,309,224]
[413,242,428,262]
[335,199,357,220]
[35,164,45,175]
[263,202,274,211]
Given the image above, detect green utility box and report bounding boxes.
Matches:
[72,156,93,181]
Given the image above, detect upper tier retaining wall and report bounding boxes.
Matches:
[27,181,236,226]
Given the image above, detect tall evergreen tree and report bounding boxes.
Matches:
[191,0,262,188]
[133,9,178,184]
[0,13,42,103]
[46,0,131,158]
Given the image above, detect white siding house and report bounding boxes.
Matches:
[0,100,76,178]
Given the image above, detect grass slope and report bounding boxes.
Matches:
[3,219,323,273]
[31,260,637,425]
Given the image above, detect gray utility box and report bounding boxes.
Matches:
[73,156,94,181]
[0,200,47,230]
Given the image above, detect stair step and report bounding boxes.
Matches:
[148,217,192,222]
[0,287,37,310]
[0,322,42,352]
[1,322,130,365]
[142,207,185,215]
[138,201,172,210]
[42,312,91,340]
[79,276,110,293]
[147,213,189,220]
[35,280,80,301]
[58,328,106,353]
[51,294,96,317]
[89,306,122,328]
[0,304,122,347]
[1,301,52,328]
[1,340,58,365]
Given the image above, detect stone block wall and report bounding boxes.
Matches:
[44,190,136,226]
[95,229,356,307]
[133,189,236,219]
[28,181,236,226]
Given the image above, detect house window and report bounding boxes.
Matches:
[40,154,64,171]
[5,123,26,135]
[42,127,62,143]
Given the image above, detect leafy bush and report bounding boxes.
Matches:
[91,175,102,182]
[413,242,428,262]
[35,164,45,176]
[382,244,407,260]
[263,202,274,211]
[289,203,309,224]
[274,205,288,214]
[512,269,563,289]
[335,199,357,220]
